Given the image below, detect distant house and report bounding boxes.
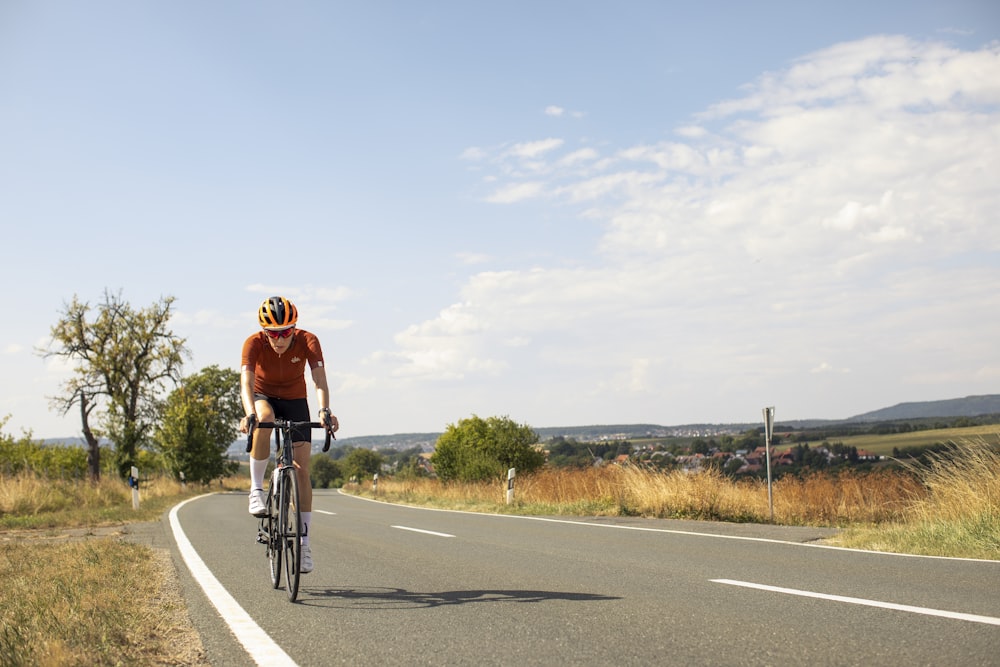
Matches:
[856,449,881,462]
[774,449,796,466]
[416,453,435,474]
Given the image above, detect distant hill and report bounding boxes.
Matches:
[847,394,1000,422]
[48,394,1000,453]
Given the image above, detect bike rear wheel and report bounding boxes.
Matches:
[279,467,302,602]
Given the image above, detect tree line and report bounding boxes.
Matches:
[15,291,547,488]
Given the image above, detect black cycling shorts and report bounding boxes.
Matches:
[255,395,311,443]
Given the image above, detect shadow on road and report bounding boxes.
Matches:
[296,586,621,609]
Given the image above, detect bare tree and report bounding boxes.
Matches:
[41,290,189,480]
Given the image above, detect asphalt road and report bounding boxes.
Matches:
[166,490,1000,666]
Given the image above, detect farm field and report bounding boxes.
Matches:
[824,424,1000,456]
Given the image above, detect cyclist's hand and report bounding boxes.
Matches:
[320,409,339,433]
[240,414,257,434]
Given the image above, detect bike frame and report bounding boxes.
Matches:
[248,417,334,602]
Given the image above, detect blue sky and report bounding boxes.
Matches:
[2,1,999,439]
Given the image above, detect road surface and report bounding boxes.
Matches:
[166,489,1000,666]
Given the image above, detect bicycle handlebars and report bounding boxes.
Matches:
[245,416,336,453]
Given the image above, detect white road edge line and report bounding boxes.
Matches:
[392,525,455,538]
[314,510,336,515]
[712,578,1000,626]
[169,495,298,667]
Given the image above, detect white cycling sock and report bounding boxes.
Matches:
[250,457,268,490]
[301,512,311,546]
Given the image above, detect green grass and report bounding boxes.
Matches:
[818,425,1000,456]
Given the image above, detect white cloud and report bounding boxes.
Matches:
[557,148,600,167]
[460,146,487,160]
[545,105,564,117]
[373,300,507,381]
[505,138,564,159]
[378,37,1000,423]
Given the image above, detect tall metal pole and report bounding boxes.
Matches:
[763,407,775,523]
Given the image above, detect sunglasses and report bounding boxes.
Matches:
[265,327,294,339]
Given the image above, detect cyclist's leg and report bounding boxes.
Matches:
[250,396,275,485]
[292,439,313,574]
[292,440,312,512]
[247,396,275,515]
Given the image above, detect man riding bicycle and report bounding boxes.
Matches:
[239,296,339,574]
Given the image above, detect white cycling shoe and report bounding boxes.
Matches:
[248,489,267,517]
[300,544,313,574]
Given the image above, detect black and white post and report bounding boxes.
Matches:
[506,467,516,505]
[762,406,775,523]
[128,465,140,510]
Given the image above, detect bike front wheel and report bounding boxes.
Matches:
[267,483,281,589]
[279,467,302,602]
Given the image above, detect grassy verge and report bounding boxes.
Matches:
[829,439,1000,559]
[0,473,243,666]
[0,474,236,531]
[0,539,206,666]
[349,465,923,525]
[349,440,1000,561]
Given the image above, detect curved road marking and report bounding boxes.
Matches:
[169,495,298,667]
[712,579,1000,626]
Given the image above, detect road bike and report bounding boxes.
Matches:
[246,417,334,602]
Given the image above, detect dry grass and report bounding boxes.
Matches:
[0,472,242,530]
[0,538,207,666]
[0,472,232,666]
[356,465,927,526]
[832,440,1000,559]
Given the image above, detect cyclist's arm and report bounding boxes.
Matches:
[311,364,338,431]
[239,366,257,433]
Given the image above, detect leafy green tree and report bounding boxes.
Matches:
[154,366,242,484]
[343,448,385,482]
[431,415,545,483]
[311,455,344,489]
[41,291,188,479]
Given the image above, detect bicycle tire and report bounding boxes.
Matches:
[280,467,302,602]
[267,481,281,589]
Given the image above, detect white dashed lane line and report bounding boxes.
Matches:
[391,525,455,538]
[712,579,1000,626]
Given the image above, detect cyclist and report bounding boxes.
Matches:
[239,296,339,574]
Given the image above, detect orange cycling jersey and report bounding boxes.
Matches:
[241,329,324,400]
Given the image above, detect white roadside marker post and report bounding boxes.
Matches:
[506,467,516,505]
[129,465,140,510]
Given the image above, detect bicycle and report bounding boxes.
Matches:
[246,416,335,602]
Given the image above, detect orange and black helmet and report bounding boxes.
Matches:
[258,296,298,330]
